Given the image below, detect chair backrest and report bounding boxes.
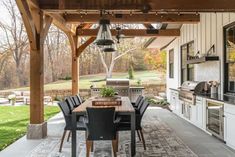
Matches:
[65,97,76,113]
[86,107,117,141]
[137,97,145,110]
[135,95,144,104]
[58,101,72,126]
[76,94,83,103]
[76,94,83,104]
[139,100,149,117]
[71,95,81,107]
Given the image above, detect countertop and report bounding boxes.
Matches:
[169,88,180,91]
[170,87,235,105]
[197,93,235,105]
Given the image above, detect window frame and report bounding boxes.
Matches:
[169,49,174,78]
[180,41,195,84]
[224,21,235,94]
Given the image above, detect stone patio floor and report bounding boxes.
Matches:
[0,107,235,157]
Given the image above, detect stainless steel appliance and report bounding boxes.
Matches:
[206,100,224,140]
[179,81,209,119]
[179,81,209,105]
[106,78,130,96]
[90,78,144,102]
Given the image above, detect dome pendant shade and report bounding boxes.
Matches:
[95,19,114,46]
[103,44,117,52]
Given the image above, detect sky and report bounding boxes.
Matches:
[0,0,10,23]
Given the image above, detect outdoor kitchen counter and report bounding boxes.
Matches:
[169,88,180,91]
[197,93,235,105]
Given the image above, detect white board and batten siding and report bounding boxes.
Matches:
[166,13,235,100]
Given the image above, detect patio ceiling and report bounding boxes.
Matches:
[37,0,235,12]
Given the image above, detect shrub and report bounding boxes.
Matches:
[128,65,134,79]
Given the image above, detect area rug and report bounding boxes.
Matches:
[26,114,198,157]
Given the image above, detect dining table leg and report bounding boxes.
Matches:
[130,112,136,156]
[72,112,77,157]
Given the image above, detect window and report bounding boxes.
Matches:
[181,41,195,84]
[169,49,174,78]
[224,22,235,93]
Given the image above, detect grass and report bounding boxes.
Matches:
[0,70,165,92]
[0,106,60,151]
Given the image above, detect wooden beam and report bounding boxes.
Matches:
[48,13,75,35]
[27,0,39,9]
[64,14,200,24]
[76,29,180,37]
[41,15,53,40]
[76,37,96,57]
[16,0,36,49]
[38,0,235,12]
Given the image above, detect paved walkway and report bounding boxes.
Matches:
[0,107,235,157]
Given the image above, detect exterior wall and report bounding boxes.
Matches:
[166,13,235,99]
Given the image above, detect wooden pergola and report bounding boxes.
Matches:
[15,0,235,139]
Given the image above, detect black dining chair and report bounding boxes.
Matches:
[57,101,86,152]
[132,95,144,108]
[117,97,145,128]
[117,100,150,150]
[71,95,81,107]
[134,97,145,113]
[84,107,120,157]
[76,94,84,103]
[65,97,76,112]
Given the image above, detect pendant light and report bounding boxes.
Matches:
[95,19,114,46]
[103,44,117,52]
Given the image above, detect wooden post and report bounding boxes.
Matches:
[67,34,79,95]
[16,0,52,139]
[72,36,79,95]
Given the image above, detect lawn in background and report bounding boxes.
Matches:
[0,70,165,92]
[0,106,60,151]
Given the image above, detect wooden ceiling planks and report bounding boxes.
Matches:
[38,0,235,12]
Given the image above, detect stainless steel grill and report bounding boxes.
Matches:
[91,78,144,102]
[106,78,129,96]
[179,81,209,105]
[106,78,130,87]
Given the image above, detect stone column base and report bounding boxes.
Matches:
[27,121,47,139]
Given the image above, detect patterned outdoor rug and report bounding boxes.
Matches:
[26,113,198,157]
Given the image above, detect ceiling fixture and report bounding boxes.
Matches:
[95,19,114,46]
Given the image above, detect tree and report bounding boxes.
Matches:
[0,0,29,87]
[98,45,137,78]
[45,25,71,82]
[144,49,167,72]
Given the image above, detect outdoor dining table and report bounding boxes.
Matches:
[71,96,136,157]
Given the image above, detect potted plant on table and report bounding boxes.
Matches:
[100,87,116,99]
[92,87,121,106]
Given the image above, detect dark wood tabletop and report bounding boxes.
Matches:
[73,96,135,113]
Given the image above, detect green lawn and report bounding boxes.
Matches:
[1,70,165,92]
[0,106,60,151]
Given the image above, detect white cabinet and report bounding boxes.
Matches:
[169,90,179,114]
[224,103,235,150]
[195,97,204,128]
[190,104,197,124]
[189,97,204,128]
